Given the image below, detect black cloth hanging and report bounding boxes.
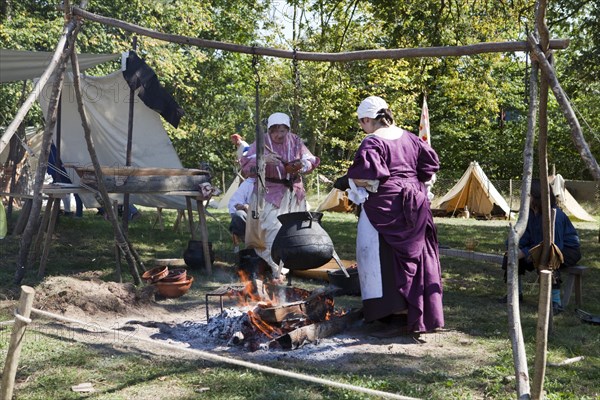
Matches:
[122,51,185,128]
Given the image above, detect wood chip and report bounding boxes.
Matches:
[71,382,95,393]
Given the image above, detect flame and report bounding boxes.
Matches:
[236,270,276,305]
[247,310,283,339]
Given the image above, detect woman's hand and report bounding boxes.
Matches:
[264,153,282,164]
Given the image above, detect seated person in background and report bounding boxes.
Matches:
[48,142,83,217]
[501,179,581,315]
[228,177,255,253]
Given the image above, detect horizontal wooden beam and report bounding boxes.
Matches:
[72,7,569,62]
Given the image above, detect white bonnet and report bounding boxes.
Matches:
[357,96,389,119]
[267,112,291,129]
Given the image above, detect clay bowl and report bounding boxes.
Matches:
[154,276,194,298]
[142,266,169,283]
[160,268,187,283]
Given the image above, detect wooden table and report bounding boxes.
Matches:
[39,185,213,276]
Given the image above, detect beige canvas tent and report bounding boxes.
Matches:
[550,174,596,222]
[315,188,355,213]
[217,175,242,209]
[436,161,511,218]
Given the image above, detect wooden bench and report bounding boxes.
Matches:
[562,265,588,307]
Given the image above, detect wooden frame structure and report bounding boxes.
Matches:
[1,1,598,398]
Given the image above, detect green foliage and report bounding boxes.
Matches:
[1,0,598,182]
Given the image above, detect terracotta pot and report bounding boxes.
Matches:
[271,211,334,270]
[142,266,169,283]
[183,240,215,269]
[160,268,187,283]
[154,276,194,298]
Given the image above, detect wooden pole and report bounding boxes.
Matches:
[114,199,123,282]
[532,270,553,399]
[6,81,28,223]
[69,39,143,284]
[122,36,137,236]
[14,23,75,285]
[70,6,569,62]
[196,198,213,274]
[527,34,600,181]
[0,285,35,400]
[506,17,540,396]
[532,2,552,398]
[37,198,61,278]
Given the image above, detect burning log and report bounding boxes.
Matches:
[255,287,334,324]
[270,308,363,350]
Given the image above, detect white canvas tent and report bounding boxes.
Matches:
[2,49,188,209]
[37,71,187,209]
[316,188,354,213]
[436,161,511,218]
[217,175,242,209]
[0,49,118,83]
[550,174,596,222]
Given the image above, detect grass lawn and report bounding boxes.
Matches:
[0,204,599,399]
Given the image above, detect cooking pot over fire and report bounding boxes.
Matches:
[271,211,334,270]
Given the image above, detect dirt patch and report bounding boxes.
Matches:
[33,276,156,319]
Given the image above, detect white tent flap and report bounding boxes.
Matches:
[0,49,118,83]
[38,71,187,209]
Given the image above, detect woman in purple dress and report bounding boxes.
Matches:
[338,96,444,333]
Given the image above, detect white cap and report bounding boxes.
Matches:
[357,96,388,119]
[267,112,291,129]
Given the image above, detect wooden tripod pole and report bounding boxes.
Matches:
[14,20,77,285]
[69,36,143,285]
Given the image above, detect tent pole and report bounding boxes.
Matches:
[122,36,137,237]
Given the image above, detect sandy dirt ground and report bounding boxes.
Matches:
[0,270,499,399]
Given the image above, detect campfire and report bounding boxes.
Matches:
[203,272,361,351]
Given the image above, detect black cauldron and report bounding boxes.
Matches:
[271,211,334,270]
[183,240,215,269]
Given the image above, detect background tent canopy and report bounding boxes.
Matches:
[0,49,118,83]
[437,161,511,218]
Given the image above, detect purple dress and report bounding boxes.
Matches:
[347,130,444,332]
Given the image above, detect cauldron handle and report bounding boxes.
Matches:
[306,211,314,227]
